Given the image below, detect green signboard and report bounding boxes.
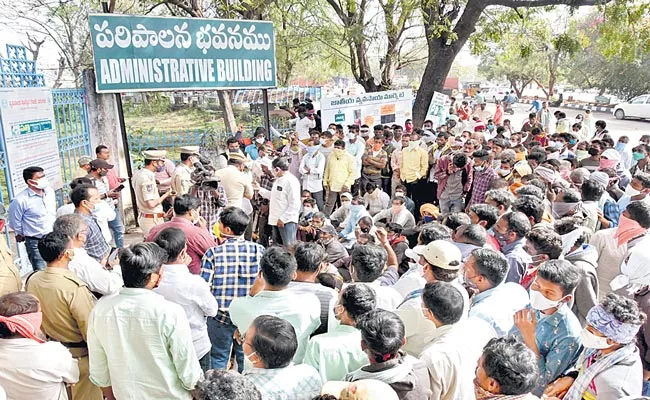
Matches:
[88,14,277,93]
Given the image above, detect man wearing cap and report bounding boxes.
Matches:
[317,225,349,264]
[172,146,199,196]
[394,240,470,356]
[87,159,123,247]
[133,150,175,236]
[329,192,352,227]
[74,156,92,179]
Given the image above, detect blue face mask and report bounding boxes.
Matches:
[423,215,434,223]
[569,139,577,145]
[487,125,495,131]
[615,142,626,152]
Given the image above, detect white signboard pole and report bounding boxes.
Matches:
[321,89,414,131]
[0,88,64,194]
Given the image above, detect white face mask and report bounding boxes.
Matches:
[32,177,49,189]
[341,201,351,209]
[580,328,611,349]
[255,138,265,144]
[529,288,564,311]
[244,351,257,371]
[625,185,642,197]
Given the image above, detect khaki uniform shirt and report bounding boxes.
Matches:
[0,239,20,296]
[26,268,96,356]
[133,168,163,214]
[171,164,194,196]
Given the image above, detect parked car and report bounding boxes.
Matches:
[613,94,650,120]
[481,87,511,103]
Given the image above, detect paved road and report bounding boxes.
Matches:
[485,103,650,142]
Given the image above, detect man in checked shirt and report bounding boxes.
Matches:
[201,207,265,372]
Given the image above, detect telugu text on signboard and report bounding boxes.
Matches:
[320,90,414,130]
[88,14,277,92]
[0,88,64,193]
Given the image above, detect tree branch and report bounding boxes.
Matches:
[491,0,605,7]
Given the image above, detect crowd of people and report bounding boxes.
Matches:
[2,96,650,400]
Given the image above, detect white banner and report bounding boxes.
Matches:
[0,88,64,194]
[321,89,414,130]
[425,91,450,128]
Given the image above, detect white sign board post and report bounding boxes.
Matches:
[321,89,414,131]
[425,91,450,128]
[0,88,64,195]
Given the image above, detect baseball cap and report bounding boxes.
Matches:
[413,240,462,270]
[90,159,114,169]
[319,225,337,236]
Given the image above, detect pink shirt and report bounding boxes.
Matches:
[146,217,217,274]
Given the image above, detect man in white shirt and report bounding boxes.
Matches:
[349,229,403,311]
[229,247,321,366]
[214,153,254,208]
[372,196,416,233]
[257,157,301,247]
[420,281,476,400]
[395,240,469,356]
[153,227,219,371]
[345,125,365,182]
[0,292,79,400]
[464,248,530,337]
[52,214,123,297]
[294,109,317,142]
[299,138,327,212]
[87,243,202,400]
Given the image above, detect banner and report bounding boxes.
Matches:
[88,14,277,92]
[0,88,64,193]
[321,89,414,130]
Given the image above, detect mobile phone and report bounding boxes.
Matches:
[114,184,125,192]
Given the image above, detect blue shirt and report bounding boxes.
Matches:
[530,100,542,112]
[8,187,56,238]
[245,144,261,160]
[511,304,582,396]
[503,238,532,284]
[200,237,265,325]
[469,282,530,337]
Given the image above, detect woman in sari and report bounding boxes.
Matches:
[544,293,645,400]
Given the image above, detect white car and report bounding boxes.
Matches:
[480,87,511,103]
[613,94,650,120]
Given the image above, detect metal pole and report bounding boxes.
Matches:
[102,1,139,223]
[262,88,271,141]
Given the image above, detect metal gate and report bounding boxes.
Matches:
[0,44,91,205]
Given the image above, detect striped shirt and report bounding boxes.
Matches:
[200,237,265,324]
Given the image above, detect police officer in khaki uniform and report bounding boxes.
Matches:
[132,150,174,236]
[25,231,101,400]
[171,146,199,196]
[0,204,21,296]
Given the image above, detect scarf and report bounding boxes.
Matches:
[0,312,45,343]
[561,227,585,256]
[614,215,647,247]
[563,343,637,400]
[345,354,414,384]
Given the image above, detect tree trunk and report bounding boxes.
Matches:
[414,0,486,126]
[413,46,456,126]
[218,90,238,134]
